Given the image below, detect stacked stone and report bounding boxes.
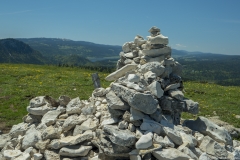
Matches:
[0,27,240,160]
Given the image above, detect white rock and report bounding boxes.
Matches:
[3,150,22,160]
[142,46,171,58]
[198,153,212,160]
[41,125,61,140]
[135,132,153,149]
[118,121,128,130]
[35,139,50,153]
[105,64,138,81]
[0,134,11,149]
[180,131,197,147]
[164,83,180,91]
[182,99,199,114]
[178,145,198,160]
[106,90,129,110]
[183,116,232,145]
[163,127,183,146]
[139,62,165,77]
[66,97,83,114]
[199,136,228,159]
[59,145,92,157]
[92,87,107,97]
[29,96,47,108]
[78,118,99,131]
[147,34,168,45]
[168,89,184,100]
[122,42,132,53]
[147,81,164,98]
[62,114,87,132]
[163,136,175,148]
[22,126,42,149]
[141,55,165,63]
[33,153,43,160]
[152,148,191,160]
[27,103,52,115]
[49,130,93,149]
[127,74,140,83]
[41,110,61,126]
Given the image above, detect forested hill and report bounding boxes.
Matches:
[0,38,48,64]
[18,38,122,58]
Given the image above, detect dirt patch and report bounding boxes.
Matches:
[0,122,11,134]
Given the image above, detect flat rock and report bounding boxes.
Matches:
[168,89,184,100]
[49,130,93,149]
[179,131,197,147]
[27,104,52,115]
[135,132,153,149]
[33,153,43,160]
[183,116,232,145]
[3,150,22,160]
[44,150,60,160]
[106,90,129,110]
[147,34,168,45]
[140,119,163,134]
[127,74,140,83]
[152,148,191,160]
[199,136,228,159]
[142,46,171,58]
[139,62,165,77]
[78,118,99,131]
[66,97,83,114]
[59,145,92,157]
[22,126,42,149]
[105,64,138,81]
[111,83,158,114]
[14,152,31,160]
[103,125,136,146]
[163,126,183,146]
[41,110,61,126]
[62,114,87,132]
[29,96,47,108]
[129,144,162,156]
[147,81,164,98]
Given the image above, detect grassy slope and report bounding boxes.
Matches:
[0,64,239,133]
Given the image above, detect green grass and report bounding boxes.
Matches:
[0,64,111,130]
[0,63,240,133]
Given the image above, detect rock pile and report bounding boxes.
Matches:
[1,26,240,160]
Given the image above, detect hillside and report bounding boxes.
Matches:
[18,38,121,59]
[0,38,48,64]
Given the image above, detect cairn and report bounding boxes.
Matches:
[0,26,240,160]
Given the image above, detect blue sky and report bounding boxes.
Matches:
[0,0,240,55]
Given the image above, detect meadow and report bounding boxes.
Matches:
[0,64,239,134]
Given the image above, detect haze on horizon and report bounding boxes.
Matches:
[0,0,240,55]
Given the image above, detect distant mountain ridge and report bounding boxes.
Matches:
[18,38,122,58]
[0,38,47,64]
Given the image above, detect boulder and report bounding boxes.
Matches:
[105,64,138,81]
[199,136,228,159]
[41,110,61,126]
[142,47,171,58]
[147,34,168,45]
[147,81,164,98]
[3,150,22,160]
[106,90,129,110]
[22,127,42,149]
[111,83,158,114]
[103,125,136,146]
[163,126,183,146]
[135,132,153,149]
[139,62,165,76]
[152,148,191,160]
[183,116,232,145]
[27,104,52,115]
[62,114,87,131]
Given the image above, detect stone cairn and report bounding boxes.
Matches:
[0,27,240,160]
